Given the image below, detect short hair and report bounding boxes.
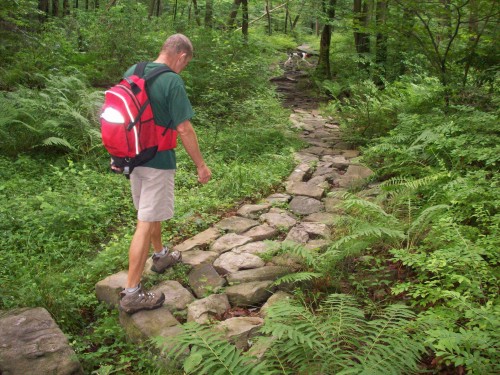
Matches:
[161,34,193,57]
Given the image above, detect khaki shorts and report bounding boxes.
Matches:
[130,167,175,222]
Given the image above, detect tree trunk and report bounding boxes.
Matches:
[156,0,161,16]
[85,0,88,10]
[39,0,49,21]
[52,0,59,16]
[228,0,242,29]
[375,0,388,78]
[205,0,213,27]
[192,0,201,25]
[74,0,78,9]
[353,0,371,69]
[266,0,272,35]
[284,1,289,34]
[242,0,249,38]
[316,0,336,80]
[63,0,70,15]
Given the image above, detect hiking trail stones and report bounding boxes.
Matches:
[92,82,377,364]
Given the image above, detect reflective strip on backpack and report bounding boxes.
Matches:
[132,126,139,155]
[105,90,135,125]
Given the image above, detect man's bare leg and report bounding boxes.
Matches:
[126,220,154,289]
[150,221,163,253]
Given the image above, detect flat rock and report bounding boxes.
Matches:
[187,294,231,324]
[285,226,309,244]
[286,163,312,182]
[188,264,226,298]
[227,266,291,285]
[322,155,350,169]
[301,146,334,156]
[263,193,291,204]
[215,317,264,350]
[210,233,253,254]
[173,227,221,252]
[338,165,373,188]
[0,308,84,375]
[342,150,360,158]
[305,239,331,251]
[242,224,278,241]
[260,291,293,317]
[307,175,328,188]
[213,251,265,274]
[260,211,297,230]
[323,197,345,214]
[119,306,180,343]
[289,196,324,215]
[216,216,259,234]
[299,222,330,239]
[225,281,275,306]
[294,152,319,164]
[237,204,271,219]
[233,241,278,255]
[181,249,219,267]
[152,280,195,312]
[286,181,324,199]
[303,212,340,226]
[95,270,128,308]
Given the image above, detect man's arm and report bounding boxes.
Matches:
[177,120,211,184]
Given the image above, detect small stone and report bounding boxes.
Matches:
[289,196,324,215]
[260,291,293,317]
[260,211,297,230]
[264,193,292,204]
[322,155,350,169]
[303,212,340,226]
[237,204,271,219]
[152,281,195,312]
[187,294,231,324]
[242,224,278,241]
[227,266,291,285]
[285,226,309,244]
[233,241,278,255]
[119,306,180,343]
[95,270,128,308]
[299,222,330,239]
[225,281,275,306]
[181,250,219,267]
[215,317,264,350]
[210,233,253,254]
[286,181,324,199]
[213,251,265,274]
[188,264,226,298]
[216,216,260,234]
[173,227,221,252]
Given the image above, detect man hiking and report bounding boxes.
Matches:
[118,34,211,314]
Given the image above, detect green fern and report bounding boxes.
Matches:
[273,272,322,286]
[157,323,268,375]
[259,294,426,374]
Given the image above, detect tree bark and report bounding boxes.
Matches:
[353,0,371,70]
[242,0,249,38]
[375,0,388,66]
[51,0,59,16]
[316,0,336,80]
[205,0,213,27]
[266,0,272,35]
[63,0,70,15]
[228,0,242,28]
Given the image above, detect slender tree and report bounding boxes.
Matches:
[353,0,371,70]
[375,0,388,82]
[228,0,242,28]
[316,0,337,79]
[205,0,213,27]
[242,0,249,38]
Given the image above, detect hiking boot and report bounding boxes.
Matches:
[119,285,165,314]
[151,249,182,273]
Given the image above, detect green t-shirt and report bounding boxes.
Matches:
[124,62,194,170]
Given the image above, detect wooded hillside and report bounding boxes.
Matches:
[1,1,498,374]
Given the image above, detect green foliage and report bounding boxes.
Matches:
[258,294,426,374]
[0,75,102,156]
[161,323,267,375]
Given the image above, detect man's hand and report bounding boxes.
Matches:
[197,163,211,184]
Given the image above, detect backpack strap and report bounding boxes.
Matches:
[133,61,175,81]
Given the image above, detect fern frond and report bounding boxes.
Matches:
[273,272,322,286]
[40,136,76,151]
[409,204,449,235]
[280,242,318,268]
[329,225,405,250]
[381,172,447,193]
[158,323,266,375]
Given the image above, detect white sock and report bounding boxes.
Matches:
[126,284,140,294]
[155,246,169,257]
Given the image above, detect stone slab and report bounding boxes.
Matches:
[181,249,219,267]
[173,227,221,252]
[95,270,128,308]
[210,233,253,254]
[225,281,275,307]
[152,280,195,312]
[188,264,226,298]
[285,181,324,199]
[237,204,271,219]
[216,216,260,234]
[215,317,264,350]
[227,266,291,285]
[119,306,180,343]
[242,224,278,241]
[289,196,324,215]
[213,251,265,274]
[187,294,230,324]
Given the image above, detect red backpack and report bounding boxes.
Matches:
[100,62,177,177]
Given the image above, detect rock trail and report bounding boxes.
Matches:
[94,67,374,356]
